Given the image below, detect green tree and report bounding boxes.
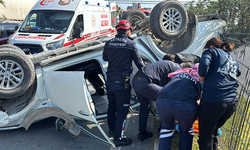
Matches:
[116,6,123,19]
[185,0,250,47]
[0,0,5,7]
[185,0,219,15]
[218,0,250,34]
[0,0,6,19]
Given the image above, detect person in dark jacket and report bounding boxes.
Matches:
[132,60,192,141]
[102,20,145,147]
[156,63,202,150]
[163,53,200,65]
[198,37,241,150]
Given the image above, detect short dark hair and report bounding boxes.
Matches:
[180,62,193,69]
[117,29,130,34]
[163,53,175,61]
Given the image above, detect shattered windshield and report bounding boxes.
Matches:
[19,10,74,34]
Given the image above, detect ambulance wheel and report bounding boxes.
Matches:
[150,0,188,40]
[0,44,25,55]
[0,49,35,99]
[121,9,147,29]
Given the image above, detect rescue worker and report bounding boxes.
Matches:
[132,60,192,141]
[102,20,145,147]
[163,53,200,65]
[198,38,241,150]
[156,63,202,150]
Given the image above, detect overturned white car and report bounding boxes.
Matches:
[0,0,225,148]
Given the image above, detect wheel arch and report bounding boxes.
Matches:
[21,107,81,136]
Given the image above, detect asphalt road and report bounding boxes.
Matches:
[0,113,161,150]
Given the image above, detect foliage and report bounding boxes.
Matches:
[0,0,5,7]
[185,0,219,15]
[116,5,123,18]
[218,95,250,149]
[185,0,250,48]
[218,0,250,34]
[0,0,6,20]
[0,14,6,20]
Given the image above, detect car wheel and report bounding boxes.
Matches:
[0,49,35,99]
[150,0,188,40]
[55,118,65,131]
[0,44,25,55]
[121,9,147,29]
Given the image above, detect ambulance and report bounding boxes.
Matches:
[8,0,117,54]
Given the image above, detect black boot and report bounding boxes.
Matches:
[109,129,115,137]
[138,131,153,141]
[114,138,132,146]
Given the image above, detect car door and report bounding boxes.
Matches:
[44,71,95,121]
[43,71,115,148]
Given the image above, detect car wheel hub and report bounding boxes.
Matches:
[0,60,24,89]
[162,8,182,32]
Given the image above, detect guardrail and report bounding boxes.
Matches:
[218,39,250,150]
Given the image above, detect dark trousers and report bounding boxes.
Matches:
[198,100,238,150]
[132,78,162,132]
[156,98,198,150]
[106,81,131,140]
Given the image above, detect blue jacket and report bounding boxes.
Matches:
[199,47,241,102]
[134,60,182,86]
[157,73,202,104]
[103,34,145,81]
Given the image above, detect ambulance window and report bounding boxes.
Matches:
[19,10,74,34]
[29,14,37,27]
[73,15,84,32]
[70,15,83,39]
[111,11,117,27]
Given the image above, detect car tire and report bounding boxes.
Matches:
[0,44,25,55]
[150,0,188,40]
[0,49,35,99]
[121,9,147,29]
[55,118,65,131]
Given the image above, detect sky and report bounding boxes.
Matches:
[15,0,196,11]
[113,0,198,10]
[20,0,197,11]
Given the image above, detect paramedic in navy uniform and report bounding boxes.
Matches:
[132,60,191,141]
[102,20,145,147]
[156,63,202,150]
[198,37,241,150]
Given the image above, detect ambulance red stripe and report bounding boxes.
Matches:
[64,28,117,47]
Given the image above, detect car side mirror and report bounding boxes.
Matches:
[74,27,82,39]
